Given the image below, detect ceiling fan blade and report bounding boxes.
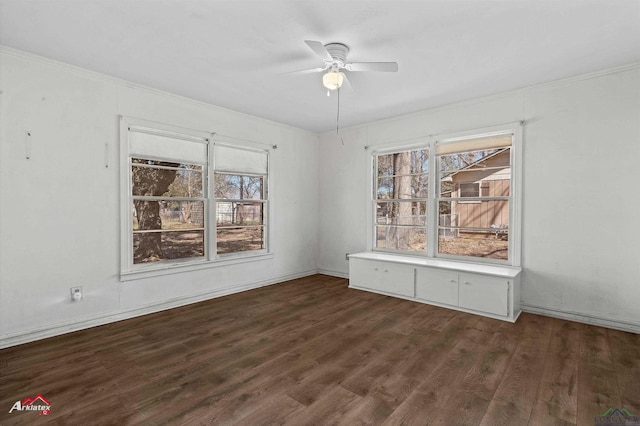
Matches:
[341,72,354,91]
[284,67,327,75]
[345,62,399,72]
[304,40,333,62]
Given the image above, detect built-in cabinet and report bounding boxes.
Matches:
[349,259,415,297]
[349,252,521,322]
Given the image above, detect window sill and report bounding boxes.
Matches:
[120,252,274,282]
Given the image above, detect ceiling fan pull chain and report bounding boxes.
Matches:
[337,88,344,145]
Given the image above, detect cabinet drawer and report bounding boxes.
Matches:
[415,268,458,306]
[458,273,509,317]
[350,259,414,297]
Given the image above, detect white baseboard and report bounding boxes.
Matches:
[317,269,349,279]
[0,270,318,349]
[521,303,640,334]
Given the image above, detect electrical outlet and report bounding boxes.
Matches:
[70,286,83,301]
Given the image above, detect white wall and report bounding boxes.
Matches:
[2,47,639,347]
[318,65,640,331]
[0,48,320,347]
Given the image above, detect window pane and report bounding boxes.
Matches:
[376,175,428,199]
[411,172,429,199]
[438,200,509,229]
[132,160,204,198]
[438,229,508,260]
[377,154,396,177]
[214,174,264,200]
[438,198,509,260]
[376,150,428,199]
[133,201,205,231]
[375,226,426,251]
[217,227,264,254]
[376,201,426,225]
[439,147,510,197]
[133,230,204,264]
[376,177,394,199]
[166,167,204,198]
[216,202,263,226]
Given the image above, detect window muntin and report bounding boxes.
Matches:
[372,131,516,265]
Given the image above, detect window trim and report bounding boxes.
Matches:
[119,116,273,281]
[369,122,522,267]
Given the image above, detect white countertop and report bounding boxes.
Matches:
[348,252,521,278]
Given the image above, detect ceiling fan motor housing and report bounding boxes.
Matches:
[324,43,349,67]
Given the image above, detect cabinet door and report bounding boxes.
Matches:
[349,259,414,297]
[458,273,509,317]
[415,268,458,306]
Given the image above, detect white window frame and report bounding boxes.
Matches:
[369,123,523,267]
[119,116,273,281]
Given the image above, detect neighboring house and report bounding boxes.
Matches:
[442,148,510,237]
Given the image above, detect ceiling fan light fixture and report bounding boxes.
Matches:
[322,71,345,91]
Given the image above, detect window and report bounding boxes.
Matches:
[213,145,268,255]
[459,182,480,198]
[120,118,270,275]
[374,149,429,251]
[132,159,206,264]
[438,137,512,261]
[372,125,521,265]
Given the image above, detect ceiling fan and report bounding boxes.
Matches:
[291,40,398,93]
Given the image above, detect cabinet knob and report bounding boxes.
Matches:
[463,281,472,285]
[384,269,388,272]
[374,268,379,271]
[449,279,456,283]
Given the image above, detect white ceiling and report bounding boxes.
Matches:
[1,0,639,133]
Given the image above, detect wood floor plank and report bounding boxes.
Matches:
[528,320,581,425]
[335,395,396,425]
[576,362,621,425]
[478,336,550,425]
[382,338,485,425]
[0,274,638,426]
[230,393,305,426]
[426,331,519,425]
[283,385,361,425]
[576,323,623,425]
[608,329,640,415]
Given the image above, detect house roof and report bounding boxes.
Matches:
[441,148,511,181]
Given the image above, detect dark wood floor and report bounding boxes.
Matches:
[1,274,639,425]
